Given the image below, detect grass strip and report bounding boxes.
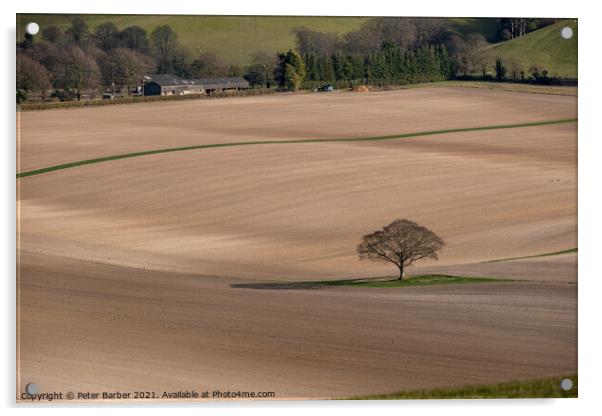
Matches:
[315,274,507,288]
[347,374,577,399]
[17,118,577,179]
[486,247,577,263]
[233,274,511,290]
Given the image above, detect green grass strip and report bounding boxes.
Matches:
[346,374,577,399]
[17,118,577,179]
[233,274,512,290]
[315,274,507,288]
[486,247,578,263]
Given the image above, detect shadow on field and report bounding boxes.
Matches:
[231,277,390,290]
[231,274,512,290]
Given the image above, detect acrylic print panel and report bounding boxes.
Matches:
[16,14,577,402]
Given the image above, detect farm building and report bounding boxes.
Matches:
[143,74,249,96]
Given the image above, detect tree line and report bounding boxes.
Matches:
[278,19,570,88]
[16,17,564,103]
[299,45,452,88]
[16,18,251,102]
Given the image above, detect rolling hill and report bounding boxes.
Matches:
[485,19,577,78]
[17,14,369,66]
[18,14,500,67]
[18,14,575,77]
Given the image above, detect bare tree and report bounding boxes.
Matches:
[466,33,490,77]
[151,25,178,73]
[343,28,381,55]
[509,18,528,38]
[190,52,228,78]
[169,46,191,79]
[343,17,418,54]
[94,21,119,52]
[446,33,490,77]
[292,26,339,56]
[357,219,444,280]
[65,17,89,45]
[119,26,149,53]
[41,25,62,43]
[16,54,52,102]
[24,42,60,70]
[414,17,449,46]
[250,49,277,88]
[446,35,469,76]
[371,18,417,51]
[506,56,524,81]
[54,45,100,100]
[105,48,152,95]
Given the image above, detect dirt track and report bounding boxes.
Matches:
[17,88,578,400]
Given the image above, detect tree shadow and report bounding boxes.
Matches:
[230,276,393,290]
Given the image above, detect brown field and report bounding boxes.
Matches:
[17,87,577,400]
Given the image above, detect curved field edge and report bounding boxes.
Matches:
[16,118,577,179]
[344,374,577,399]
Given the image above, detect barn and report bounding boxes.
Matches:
[143,74,249,96]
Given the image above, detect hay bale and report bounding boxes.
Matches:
[352,85,370,93]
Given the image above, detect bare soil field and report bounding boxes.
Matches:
[18,123,576,280]
[18,252,576,400]
[17,87,577,400]
[417,253,577,283]
[18,87,576,172]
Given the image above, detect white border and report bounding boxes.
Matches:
[3,1,601,415]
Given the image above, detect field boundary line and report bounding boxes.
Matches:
[484,247,578,263]
[17,118,577,179]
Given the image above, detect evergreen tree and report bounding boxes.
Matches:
[274,49,306,90]
[494,58,507,80]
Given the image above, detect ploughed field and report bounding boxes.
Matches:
[17,88,577,400]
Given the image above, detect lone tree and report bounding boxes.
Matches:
[357,219,444,280]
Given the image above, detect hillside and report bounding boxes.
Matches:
[18,14,500,67]
[17,14,369,66]
[19,14,575,76]
[448,17,500,40]
[486,19,577,78]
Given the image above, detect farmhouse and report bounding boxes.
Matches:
[143,74,249,96]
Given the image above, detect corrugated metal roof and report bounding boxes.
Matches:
[145,74,249,88]
[144,74,190,86]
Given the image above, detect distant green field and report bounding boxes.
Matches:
[486,19,577,78]
[17,14,500,67]
[17,14,369,66]
[349,374,577,399]
[18,15,575,75]
[447,17,500,40]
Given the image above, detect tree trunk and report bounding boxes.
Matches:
[398,265,405,280]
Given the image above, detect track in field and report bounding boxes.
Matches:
[17,118,577,178]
